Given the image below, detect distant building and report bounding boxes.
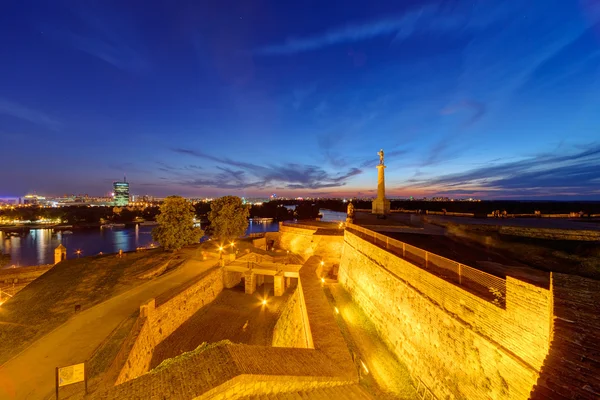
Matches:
[113,178,130,206]
[22,194,47,205]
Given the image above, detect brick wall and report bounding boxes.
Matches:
[116,266,224,384]
[339,230,552,400]
[272,288,310,348]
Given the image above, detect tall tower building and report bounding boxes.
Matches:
[113,176,130,206]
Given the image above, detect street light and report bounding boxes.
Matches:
[218,246,224,260]
[75,249,82,258]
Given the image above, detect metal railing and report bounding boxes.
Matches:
[345,223,506,306]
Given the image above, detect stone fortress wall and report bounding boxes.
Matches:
[94,252,358,399]
[339,229,553,400]
[276,224,344,264]
[272,281,311,348]
[116,265,224,384]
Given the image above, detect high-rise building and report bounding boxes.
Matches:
[113,177,130,206]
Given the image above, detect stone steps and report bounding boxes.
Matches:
[239,384,372,399]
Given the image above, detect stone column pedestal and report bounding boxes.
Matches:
[372,164,390,215]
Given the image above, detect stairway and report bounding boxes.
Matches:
[239,384,372,399]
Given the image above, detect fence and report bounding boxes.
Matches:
[345,223,506,306]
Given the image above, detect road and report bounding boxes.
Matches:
[0,255,218,400]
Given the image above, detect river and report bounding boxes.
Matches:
[0,209,347,267]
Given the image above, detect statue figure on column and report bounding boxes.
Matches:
[346,202,355,224]
[378,149,384,165]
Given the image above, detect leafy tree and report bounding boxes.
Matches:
[295,202,320,220]
[152,196,204,251]
[209,196,249,241]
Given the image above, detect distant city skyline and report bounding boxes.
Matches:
[1,1,599,200]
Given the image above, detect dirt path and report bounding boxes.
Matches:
[0,256,218,400]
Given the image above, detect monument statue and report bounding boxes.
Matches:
[347,202,354,217]
[378,149,384,165]
[372,148,390,216]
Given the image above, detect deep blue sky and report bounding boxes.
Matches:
[1,1,599,199]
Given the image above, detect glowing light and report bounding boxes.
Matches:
[361,360,369,374]
[262,299,267,305]
[320,261,324,266]
[230,241,235,248]
[334,307,339,314]
[321,277,325,283]
[219,246,224,252]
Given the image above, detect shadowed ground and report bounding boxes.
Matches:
[151,281,292,369]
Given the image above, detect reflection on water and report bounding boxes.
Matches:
[319,209,347,222]
[0,221,280,267]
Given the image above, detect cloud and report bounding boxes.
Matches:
[40,6,149,72]
[252,4,498,55]
[171,147,363,190]
[0,98,61,130]
[66,33,149,72]
[441,100,486,128]
[409,143,600,198]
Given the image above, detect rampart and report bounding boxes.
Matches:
[277,223,344,264]
[93,256,358,399]
[339,228,553,400]
[272,283,311,348]
[115,265,223,383]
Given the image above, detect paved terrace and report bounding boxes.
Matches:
[90,257,360,399]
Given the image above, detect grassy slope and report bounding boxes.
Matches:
[0,249,174,365]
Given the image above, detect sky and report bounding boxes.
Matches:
[1,0,599,200]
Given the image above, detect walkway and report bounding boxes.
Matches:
[326,283,417,399]
[0,255,218,400]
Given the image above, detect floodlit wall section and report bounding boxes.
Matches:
[339,230,552,400]
[278,224,344,262]
[272,286,311,348]
[116,266,223,383]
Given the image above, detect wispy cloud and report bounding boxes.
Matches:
[171,147,362,190]
[441,100,486,128]
[41,6,148,72]
[0,98,61,130]
[252,4,499,55]
[408,143,600,197]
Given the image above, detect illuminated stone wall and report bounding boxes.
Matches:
[339,230,552,400]
[116,266,224,383]
[278,225,343,263]
[272,288,310,348]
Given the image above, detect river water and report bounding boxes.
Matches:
[0,209,347,267]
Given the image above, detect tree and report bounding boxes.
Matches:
[152,196,204,251]
[209,196,249,241]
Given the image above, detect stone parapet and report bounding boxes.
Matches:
[339,229,552,400]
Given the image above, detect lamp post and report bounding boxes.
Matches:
[75,249,82,258]
[218,246,224,260]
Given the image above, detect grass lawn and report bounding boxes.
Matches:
[0,249,179,365]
